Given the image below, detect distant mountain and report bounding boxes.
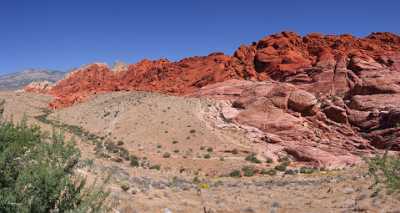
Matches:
[0,69,66,91]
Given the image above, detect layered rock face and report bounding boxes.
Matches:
[27,31,400,167]
[193,80,372,167]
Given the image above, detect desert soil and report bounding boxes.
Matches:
[1,91,399,213]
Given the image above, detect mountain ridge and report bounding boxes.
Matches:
[0,69,66,91]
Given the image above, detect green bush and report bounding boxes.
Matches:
[245,153,262,164]
[299,167,316,174]
[275,161,289,172]
[265,158,273,164]
[0,120,108,212]
[242,166,256,177]
[120,183,130,192]
[129,155,140,167]
[368,152,400,194]
[229,170,241,178]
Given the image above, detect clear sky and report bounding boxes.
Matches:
[1,0,399,74]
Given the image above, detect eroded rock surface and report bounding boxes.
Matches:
[193,80,372,168]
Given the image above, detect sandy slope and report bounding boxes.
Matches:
[49,91,257,175]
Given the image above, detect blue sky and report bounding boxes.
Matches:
[0,0,399,74]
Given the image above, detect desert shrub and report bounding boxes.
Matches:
[87,133,98,141]
[242,166,257,177]
[278,156,290,162]
[163,152,171,158]
[0,99,4,117]
[275,161,290,172]
[149,164,161,170]
[260,169,277,176]
[199,183,209,189]
[120,183,130,191]
[129,155,140,167]
[103,111,111,118]
[203,153,211,159]
[207,147,213,152]
[299,167,316,174]
[193,176,200,184]
[120,151,130,161]
[0,120,108,212]
[229,170,241,178]
[118,147,130,161]
[368,152,400,194]
[265,158,273,163]
[80,158,95,168]
[245,153,262,164]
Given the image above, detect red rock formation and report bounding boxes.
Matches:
[46,32,400,108]
[26,31,400,166]
[48,54,250,108]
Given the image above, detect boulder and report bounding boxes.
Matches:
[288,90,317,113]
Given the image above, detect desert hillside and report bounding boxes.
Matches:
[1,88,399,212]
[1,31,399,212]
